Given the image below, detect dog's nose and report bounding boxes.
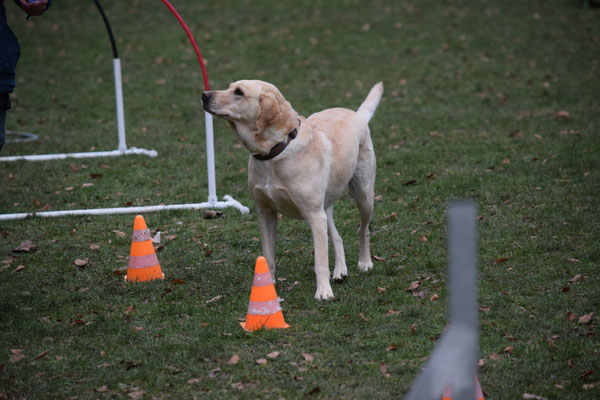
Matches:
[202,92,212,111]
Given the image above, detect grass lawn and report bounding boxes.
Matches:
[1,0,599,398]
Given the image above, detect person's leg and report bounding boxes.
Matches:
[0,92,10,152]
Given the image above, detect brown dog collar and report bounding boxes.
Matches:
[253,123,300,161]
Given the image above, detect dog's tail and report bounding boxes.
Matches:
[357,82,384,122]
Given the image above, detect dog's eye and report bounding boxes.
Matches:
[234,88,244,97]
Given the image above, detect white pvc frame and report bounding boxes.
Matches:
[0,58,249,220]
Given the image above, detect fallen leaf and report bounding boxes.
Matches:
[479,305,491,313]
[407,281,421,292]
[430,294,440,302]
[36,350,49,359]
[96,385,108,392]
[89,243,100,250]
[411,323,416,335]
[302,353,314,363]
[478,358,486,368]
[112,230,126,238]
[170,278,186,285]
[568,359,575,368]
[379,362,391,378]
[188,378,201,384]
[579,312,594,325]
[387,308,402,315]
[227,354,240,365]
[267,351,280,359]
[553,110,571,119]
[504,345,514,355]
[568,258,580,263]
[358,312,368,321]
[377,287,386,293]
[308,387,320,395]
[489,352,500,360]
[255,358,267,365]
[570,274,583,283]
[386,344,397,351]
[523,393,547,400]
[418,236,428,242]
[13,265,25,273]
[74,258,89,267]
[13,240,38,253]
[10,349,25,363]
[164,235,177,241]
[206,295,222,304]
[583,382,599,390]
[372,255,386,261]
[495,257,510,264]
[567,312,577,322]
[128,390,146,399]
[580,369,594,380]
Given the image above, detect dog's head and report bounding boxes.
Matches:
[202,80,299,156]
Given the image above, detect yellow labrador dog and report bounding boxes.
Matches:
[202,80,383,300]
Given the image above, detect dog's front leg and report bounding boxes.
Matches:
[307,211,335,300]
[257,207,278,279]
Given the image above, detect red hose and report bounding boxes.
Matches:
[160,0,210,91]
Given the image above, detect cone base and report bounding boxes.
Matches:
[125,266,164,282]
[240,311,290,331]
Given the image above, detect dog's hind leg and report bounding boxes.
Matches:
[349,141,375,272]
[327,205,348,283]
[257,207,278,279]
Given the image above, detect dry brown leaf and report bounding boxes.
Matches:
[407,281,421,291]
[112,230,126,238]
[478,358,486,368]
[13,240,38,253]
[411,323,416,335]
[489,352,500,360]
[36,350,49,359]
[9,349,25,363]
[495,257,510,264]
[504,345,514,355]
[430,294,440,302]
[74,258,88,267]
[255,358,267,365]
[377,287,386,293]
[96,385,108,392]
[386,344,397,352]
[208,367,221,377]
[90,243,100,250]
[128,390,146,399]
[387,308,402,315]
[578,312,594,325]
[302,353,314,363]
[358,312,368,321]
[553,110,571,119]
[523,394,547,400]
[567,312,577,322]
[227,354,240,365]
[13,265,25,273]
[570,274,584,283]
[372,255,386,261]
[379,362,391,378]
[188,378,201,384]
[267,351,280,359]
[583,382,599,390]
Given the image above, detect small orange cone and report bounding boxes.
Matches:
[124,215,164,282]
[240,256,289,331]
[442,375,484,400]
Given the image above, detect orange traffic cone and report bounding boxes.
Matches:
[124,215,164,282]
[240,256,289,331]
[442,375,484,400]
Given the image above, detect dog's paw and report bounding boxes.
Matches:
[358,260,373,272]
[332,274,348,284]
[314,284,335,300]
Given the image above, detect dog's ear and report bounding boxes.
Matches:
[256,91,281,131]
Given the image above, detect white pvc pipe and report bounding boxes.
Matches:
[0,195,249,221]
[204,111,218,205]
[0,147,157,162]
[114,58,127,152]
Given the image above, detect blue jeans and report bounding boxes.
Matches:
[0,92,10,152]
